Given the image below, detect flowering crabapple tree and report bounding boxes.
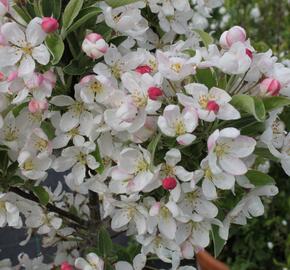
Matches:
[0,0,289,269]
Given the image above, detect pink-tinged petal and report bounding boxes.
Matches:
[133,254,146,270]
[183,108,198,132]
[176,93,194,107]
[181,241,194,259]
[208,151,222,174]
[18,55,35,76]
[218,103,241,120]
[111,167,131,181]
[149,202,161,216]
[163,104,180,123]
[159,216,176,240]
[202,178,217,199]
[207,130,219,151]
[209,87,232,103]
[175,166,193,182]
[177,134,196,146]
[60,111,79,132]
[213,173,235,190]
[115,262,133,270]
[26,17,46,46]
[219,127,240,138]
[164,148,181,166]
[0,46,22,67]
[228,135,256,158]
[32,44,50,65]
[157,116,175,137]
[111,209,131,229]
[219,155,247,175]
[1,22,25,46]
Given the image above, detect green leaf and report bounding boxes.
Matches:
[254,148,279,162]
[110,36,127,46]
[12,5,32,23]
[263,96,290,112]
[65,7,102,36]
[42,0,62,19]
[105,0,139,8]
[8,176,24,187]
[13,102,28,117]
[147,133,161,165]
[7,161,19,177]
[63,55,95,75]
[93,23,112,41]
[195,68,216,89]
[0,151,8,174]
[194,29,213,48]
[246,170,275,186]
[231,95,266,122]
[211,225,226,258]
[62,0,84,34]
[91,145,104,174]
[33,186,50,205]
[98,227,113,256]
[40,121,55,140]
[45,33,64,65]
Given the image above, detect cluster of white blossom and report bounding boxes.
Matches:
[0,0,289,269]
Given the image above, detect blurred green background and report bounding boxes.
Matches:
[209,1,290,269]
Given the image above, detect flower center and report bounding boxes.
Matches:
[162,164,175,176]
[35,138,48,151]
[70,102,85,116]
[68,127,79,137]
[214,144,229,157]
[131,91,147,108]
[23,159,34,171]
[135,159,149,173]
[77,152,87,165]
[171,63,182,73]
[90,81,103,94]
[0,201,5,210]
[22,45,33,55]
[4,128,19,141]
[174,119,186,135]
[160,206,170,219]
[205,168,213,180]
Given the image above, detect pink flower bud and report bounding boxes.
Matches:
[148,87,163,100]
[162,177,177,190]
[245,49,253,60]
[43,70,57,87]
[135,65,152,74]
[260,78,281,96]
[7,71,18,82]
[28,99,48,113]
[220,26,246,48]
[41,17,59,33]
[206,100,220,114]
[82,33,108,60]
[61,262,74,270]
[0,0,9,16]
[0,72,5,81]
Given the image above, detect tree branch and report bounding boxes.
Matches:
[9,187,89,229]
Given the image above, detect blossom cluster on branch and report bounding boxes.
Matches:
[0,0,289,269]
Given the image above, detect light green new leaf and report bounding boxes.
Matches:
[231,95,266,122]
[65,7,102,37]
[62,0,84,33]
[105,0,139,8]
[98,227,113,256]
[246,170,275,186]
[263,96,290,112]
[33,186,50,205]
[194,29,213,48]
[45,34,64,65]
[211,225,226,258]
